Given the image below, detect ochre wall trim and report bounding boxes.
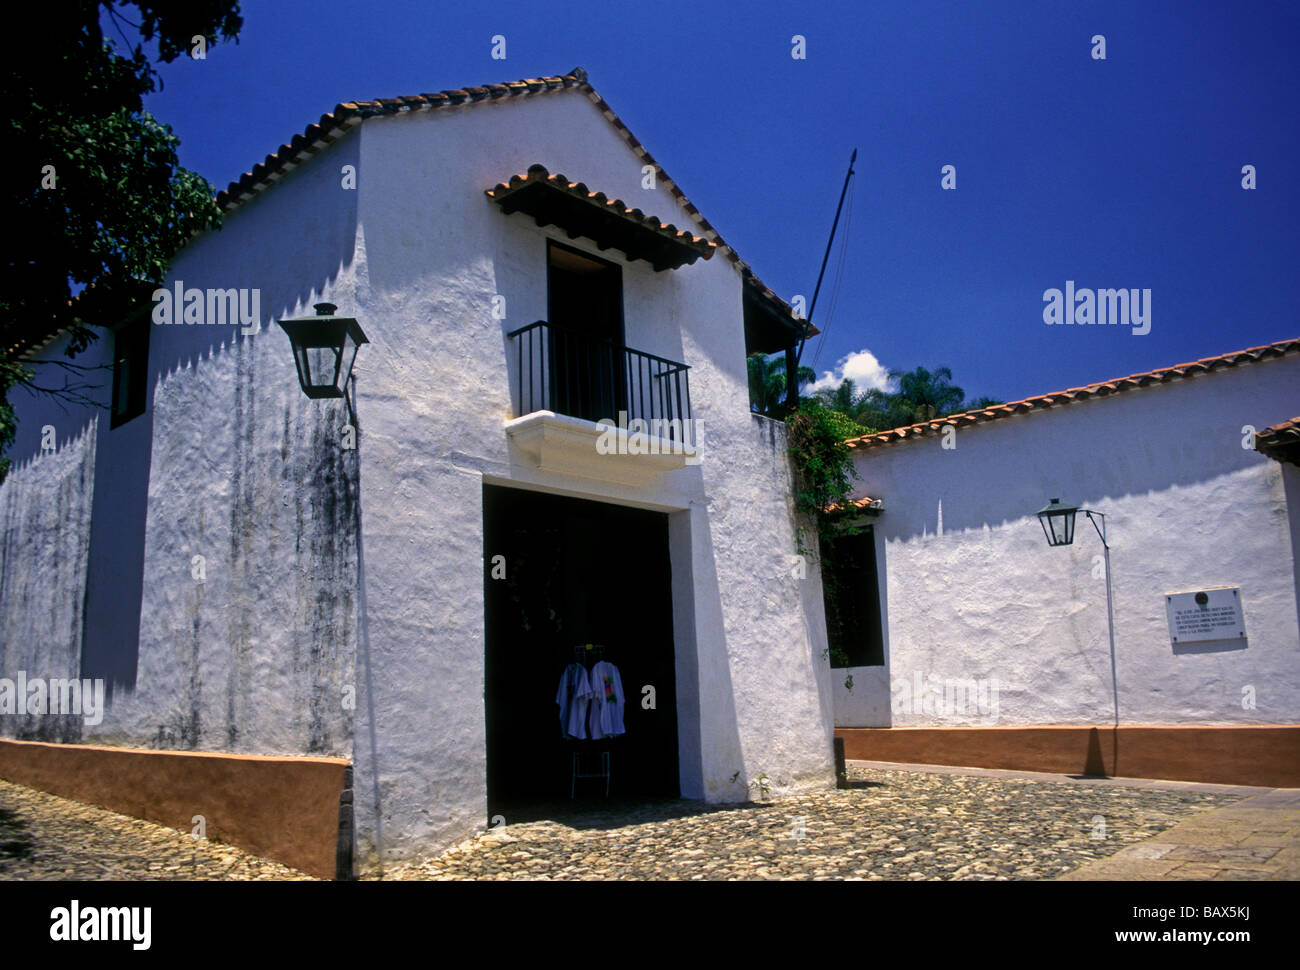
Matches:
[835,725,1300,788]
[0,740,348,879]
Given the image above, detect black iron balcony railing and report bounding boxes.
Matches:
[507,320,693,434]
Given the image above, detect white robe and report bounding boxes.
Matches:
[556,663,593,739]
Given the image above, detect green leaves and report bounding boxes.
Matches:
[786,398,862,526]
[812,363,1000,431]
[747,352,815,418]
[0,2,240,481]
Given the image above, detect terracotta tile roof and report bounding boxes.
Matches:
[485,164,716,267]
[845,337,1300,450]
[1255,416,1300,466]
[213,66,809,335]
[827,495,883,514]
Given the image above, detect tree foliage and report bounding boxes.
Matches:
[811,363,1000,431]
[785,398,869,536]
[1,1,243,480]
[747,352,814,419]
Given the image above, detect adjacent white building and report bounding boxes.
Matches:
[831,339,1300,785]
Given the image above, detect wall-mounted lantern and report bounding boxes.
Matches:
[277,303,368,399]
[1036,497,1078,547]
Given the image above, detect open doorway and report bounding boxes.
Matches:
[484,484,680,820]
[545,240,626,423]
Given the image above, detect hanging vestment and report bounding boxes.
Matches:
[556,663,593,739]
[587,660,626,739]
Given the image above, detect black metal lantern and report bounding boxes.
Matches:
[277,303,368,399]
[1036,497,1078,547]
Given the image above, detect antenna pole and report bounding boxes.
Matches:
[795,148,856,371]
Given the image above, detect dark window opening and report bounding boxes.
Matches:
[546,240,625,423]
[110,315,150,428]
[820,527,885,668]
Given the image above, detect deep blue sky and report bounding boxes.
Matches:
[137,0,1299,404]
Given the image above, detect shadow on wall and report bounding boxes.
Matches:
[114,145,364,743]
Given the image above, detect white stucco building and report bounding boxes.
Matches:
[0,67,836,877]
[831,339,1300,786]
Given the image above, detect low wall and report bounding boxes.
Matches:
[836,725,1300,788]
[0,740,348,879]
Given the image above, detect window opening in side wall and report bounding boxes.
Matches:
[820,526,885,667]
[110,312,150,428]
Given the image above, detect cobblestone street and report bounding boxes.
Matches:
[382,764,1245,881]
[3,763,1290,881]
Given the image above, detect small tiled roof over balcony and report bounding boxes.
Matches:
[486,165,716,271]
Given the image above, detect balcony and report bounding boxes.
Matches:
[505,320,700,486]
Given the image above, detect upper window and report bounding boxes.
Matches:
[110,315,150,428]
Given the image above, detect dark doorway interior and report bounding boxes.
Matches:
[546,240,626,423]
[484,484,679,819]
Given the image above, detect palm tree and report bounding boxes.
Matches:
[748,353,814,416]
[889,365,965,423]
[814,376,860,415]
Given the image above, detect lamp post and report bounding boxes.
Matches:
[1036,498,1119,728]
[277,303,368,414]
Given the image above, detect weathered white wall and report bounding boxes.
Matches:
[834,354,1300,729]
[0,127,366,760]
[348,89,833,872]
[103,128,365,758]
[0,413,96,741]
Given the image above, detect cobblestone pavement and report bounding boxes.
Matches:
[381,763,1248,881]
[0,780,315,881]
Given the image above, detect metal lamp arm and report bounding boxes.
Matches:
[1083,509,1108,549]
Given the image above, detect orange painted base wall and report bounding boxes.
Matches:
[836,725,1300,788]
[0,740,348,879]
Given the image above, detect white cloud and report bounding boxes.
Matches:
[807,349,894,394]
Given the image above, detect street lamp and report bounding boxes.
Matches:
[1036,497,1077,547]
[1036,497,1119,729]
[277,303,368,400]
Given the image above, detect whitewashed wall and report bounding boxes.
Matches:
[0,411,96,741]
[834,354,1300,729]
[105,129,365,757]
[1,127,365,762]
